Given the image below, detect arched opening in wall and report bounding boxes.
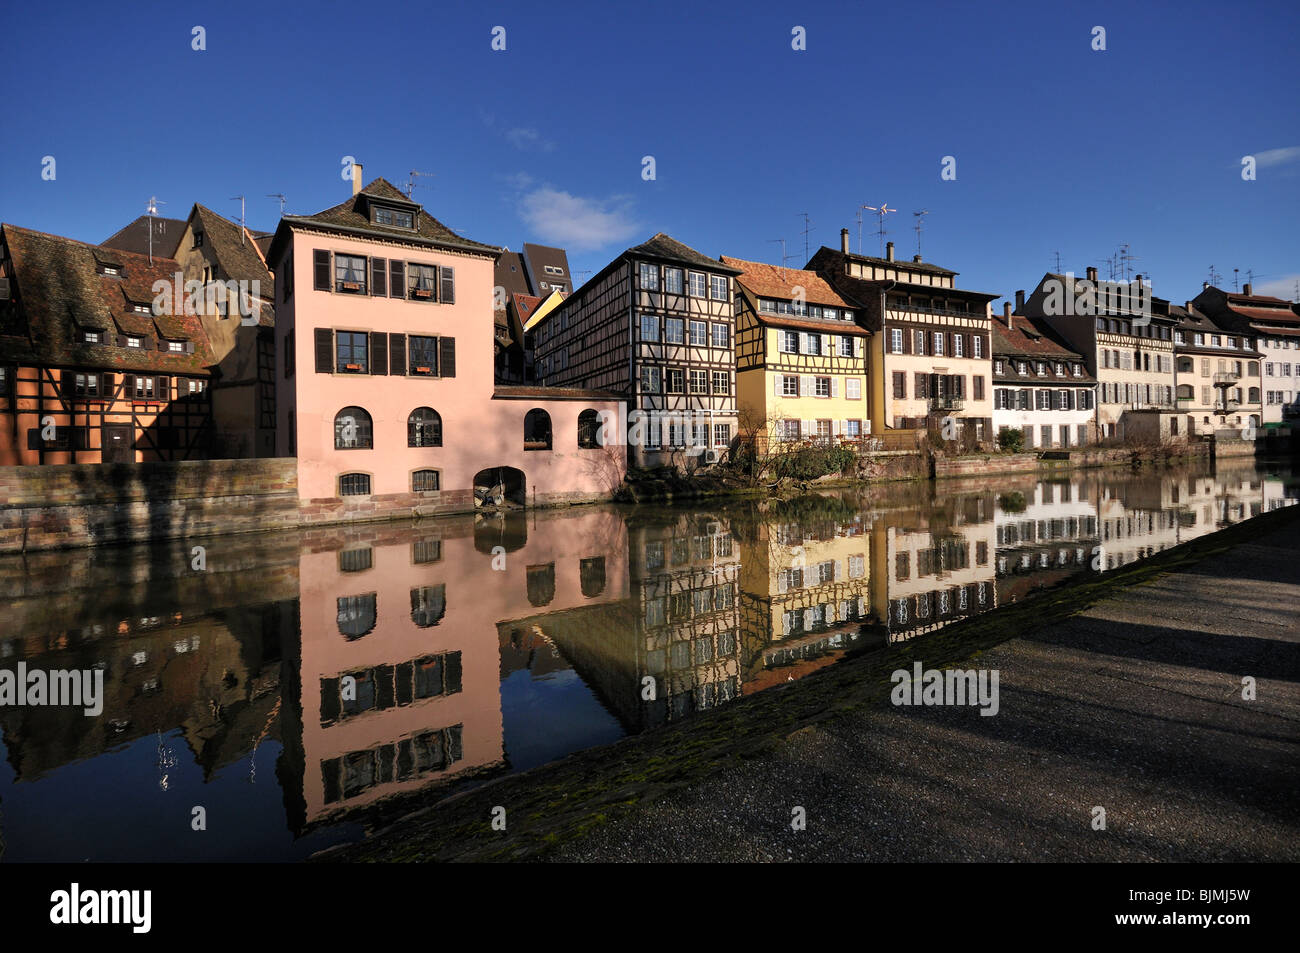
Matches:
[337,593,377,640]
[410,584,446,627]
[524,408,552,450]
[577,409,600,449]
[408,407,442,447]
[579,556,606,597]
[526,563,555,607]
[335,407,373,449]
[473,466,525,507]
[473,509,528,555]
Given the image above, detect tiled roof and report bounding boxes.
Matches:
[493,385,621,401]
[626,233,741,273]
[990,315,1093,379]
[274,178,500,258]
[100,215,187,258]
[721,256,851,308]
[0,224,216,373]
[495,250,532,297]
[192,204,276,327]
[812,244,957,277]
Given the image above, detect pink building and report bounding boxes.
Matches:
[267,169,625,521]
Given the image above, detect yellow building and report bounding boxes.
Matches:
[724,256,871,447]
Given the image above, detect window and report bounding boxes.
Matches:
[665,368,684,393]
[134,376,155,399]
[846,377,861,400]
[805,334,822,356]
[410,585,446,628]
[167,340,184,352]
[689,320,707,346]
[0,366,7,397]
[664,267,683,294]
[665,317,684,344]
[336,592,376,636]
[408,407,442,447]
[639,262,659,290]
[953,335,964,358]
[711,370,729,394]
[524,409,552,450]
[973,336,983,359]
[689,369,708,394]
[933,331,944,356]
[639,314,659,341]
[839,336,854,357]
[641,365,661,393]
[335,407,373,449]
[412,469,440,492]
[373,206,414,229]
[335,254,367,293]
[973,376,985,400]
[709,275,729,300]
[711,323,729,348]
[781,419,800,441]
[780,330,798,353]
[893,371,906,399]
[338,473,372,497]
[126,336,142,348]
[815,377,831,397]
[914,330,925,355]
[408,334,439,375]
[782,375,799,397]
[688,272,706,297]
[713,423,730,447]
[845,419,861,437]
[580,556,606,597]
[890,328,903,353]
[338,546,374,572]
[578,409,601,448]
[335,331,369,373]
[407,262,438,299]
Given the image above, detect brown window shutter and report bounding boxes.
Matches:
[60,369,74,398]
[370,257,387,296]
[389,333,406,375]
[439,266,455,304]
[914,372,926,398]
[389,260,405,299]
[102,372,114,398]
[313,250,330,290]
[314,328,334,373]
[123,374,135,398]
[438,336,456,378]
[370,332,388,375]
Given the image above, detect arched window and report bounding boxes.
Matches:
[410,585,446,628]
[411,469,440,492]
[335,407,373,449]
[1176,384,1193,401]
[408,407,442,447]
[577,409,600,449]
[524,408,552,450]
[1248,387,1260,404]
[526,563,555,607]
[580,556,606,597]
[337,593,377,640]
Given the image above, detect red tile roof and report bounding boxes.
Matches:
[721,256,851,308]
[0,224,216,374]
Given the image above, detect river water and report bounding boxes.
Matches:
[0,457,1295,861]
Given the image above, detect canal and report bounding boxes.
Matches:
[0,457,1295,861]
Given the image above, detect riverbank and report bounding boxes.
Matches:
[316,498,1300,862]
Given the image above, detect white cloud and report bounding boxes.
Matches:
[504,127,556,153]
[1253,146,1300,168]
[519,188,641,251]
[1255,274,1300,301]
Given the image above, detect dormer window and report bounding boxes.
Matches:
[126,335,142,348]
[132,304,151,315]
[83,330,100,344]
[373,206,414,229]
[167,340,185,353]
[101,266,120,277]
[193,232,204,248]
[544,265,563,276]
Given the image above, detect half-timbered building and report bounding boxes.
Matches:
[0,224,215,465]
[529,233,742,468]
[724,256,870,448]
[807,234,996,444]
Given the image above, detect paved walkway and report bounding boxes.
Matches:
[550,522,1300,861]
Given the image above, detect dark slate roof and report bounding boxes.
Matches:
[809,244,957,277]
[0,224,216,373]
[625,233,741,274]
[495,250,532,298]
[191,204,275,327]
[270,177,500,261]
[522,242,573,291]
[100,215,187,258]
[493,385,621,401]
[991,315,1093,370]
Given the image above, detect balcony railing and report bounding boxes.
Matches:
[930,396,965,412]
[1213,371,1241,384]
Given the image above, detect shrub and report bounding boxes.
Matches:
[997,427,1025,453]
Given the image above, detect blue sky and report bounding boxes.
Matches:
[2,0,1297,305]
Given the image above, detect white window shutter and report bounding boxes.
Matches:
[802,418,813,435]
[854,337,863,357]
[799,332,808,353]
[831,377,840,398]
[823,334,831,353]
[801,374,813,395]
[832,419,841,435]
[778,573,788,594]
[834,559,843,581]
[774,375,782,395]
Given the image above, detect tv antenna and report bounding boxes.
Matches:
[863,203,894,256]
[913,209,929,258]
[799,212,813,266]
[767,238,795,271]
[266,193,287,216]
[1208,265,1222,287]
[1052,250,1064,273]
[406,170,435,198]
[856,205,871,255]
[1117,242,1138,282]
[144,196,165,264]
[230,195,246,245]
[1232,268,1240,292]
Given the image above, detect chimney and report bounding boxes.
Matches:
[1184,301,1193,313]
[1243,283,1252,296]
[351,161,363,196]
[1135,274,1143,286]
[1003,302,1013,327]
[885,241,894,262]
[1086,266,1097,282]
[840,228,850,254]
[913,254,923,263]
[1015,289,1025,312]
[1203,281,1210,290]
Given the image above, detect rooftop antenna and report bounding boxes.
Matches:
[1208,265,1222,287]
[863,203,895,257]
[230,195,246,245]
[913,209,929,258]
[1052,250,1064,273]
[767,238,795,271]
[406,170,435,198]
[1117,242,1138,283]
[144,196,165,265]
[1232,268,1240,292]
[573,269,592,285]
[266,193,287,217]
[799,212,813,266]
[856,205,872,255]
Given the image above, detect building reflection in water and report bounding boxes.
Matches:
[0,458,1294,859]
